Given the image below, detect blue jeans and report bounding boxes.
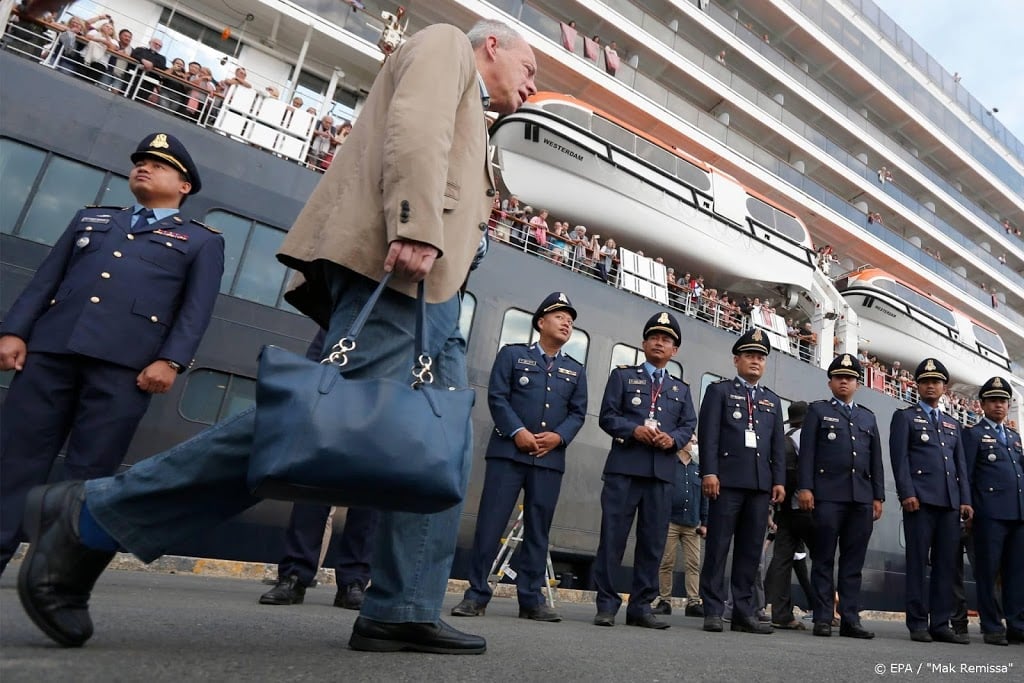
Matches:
[86,265,472,623]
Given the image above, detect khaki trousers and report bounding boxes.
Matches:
[658,522,702,603]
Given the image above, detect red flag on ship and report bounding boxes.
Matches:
[560,22,577,51]
[583,36,599,61]
[604,46,620,75]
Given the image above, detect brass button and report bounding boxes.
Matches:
[101,272,111,279]
[150,315,159,323]
[540,422,547,427]
[85,226,93,231]
[165,241,173,247]
[50,299,56,305]
[113,251,123,257]
[127,234,135,240]
[90,296,100,303]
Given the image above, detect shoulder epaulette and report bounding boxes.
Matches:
[858,405,874,415]
[712,378,730,385]
[616,364,632,369]
[505,342,529,349]
[190,219,222,234]
[760,386,779,397]
[564,353,583,366]
[84,204,127,210]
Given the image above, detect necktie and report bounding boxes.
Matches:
[845,404,853,418]
[134,208,156,228]
[653,370,663,391]
[542,354,554,371]
[930,410,939,429]
[997,425,1007,446]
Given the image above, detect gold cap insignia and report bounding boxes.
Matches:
[752,329,763,341]
[993,378,1003,387]
[657,312,670,325]
[558,292,568,303]
[925,359,936,371]
[841,354,852,366]
[150,133,170,149]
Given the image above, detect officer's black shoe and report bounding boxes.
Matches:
[626,613,670,629]
[334,582,365,610]
[703,615,724,632]
[349,616,486,654]
[651,600,672,615]
[812,622,832,637]
[593,612,616,627]
[259,575,306,605]
[731,616,774,634]
[839,623,874,639]
[952,622,969,636]
[684,602,704,617]
[909,630,933,642]
[930,628,970,644]
[17,482,115,647]
[450,599,486,617]
[519,604,561,622]
[983,632,1009,646]
[1007,628,1024,644]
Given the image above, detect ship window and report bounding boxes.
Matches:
[203,210,290,310]
[0,138,46,234]
[611,344,682,380]
[972,323,1006,354]
[773,211,807,243]
[19,156,105,245]
[635,138,676,174]
[590,116,636,154]
[699,373,725,407]
[675,158,712,193]
[459,292,477,341]
[891,281,956,327]
[98,175,135,207]
[498,308,589,365]
[746,196,776,230]
[179,369,256,424]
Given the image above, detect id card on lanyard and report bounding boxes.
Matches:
[644,376,663,431]
[744,388,757,449]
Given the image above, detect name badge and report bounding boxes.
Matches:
[644,418,659,430]
[80,216,110,224]
[516,358,536,366]
[823,416,839,423]
[628,378,647,385]
[745,430,757,448]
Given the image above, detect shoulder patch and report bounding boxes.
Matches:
[190,219,222,234]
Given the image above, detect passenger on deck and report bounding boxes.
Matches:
[130,36,168,103]
[80,17,118,83]
[221,66,253,90]
[102,27,133,92]
[529,209,549,255]
[597,238,617,283]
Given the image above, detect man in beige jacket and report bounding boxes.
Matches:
[16,19,537,656]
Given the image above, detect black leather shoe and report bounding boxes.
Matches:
[931,628,970,644]
[259,575,306,605]
[334,582,365,610]
[450,599,486,617]
[983,632,1009,646]
[731,616,774,634]
[952,622,969,636]
[626,613,670,630]
[519,604,561,622]
[773,619,806,630]
[703,615,723,632]
[651,600,671,615]
[910,630,933,642]
[1007,628,1024,644]
[17,482,115,647]
[839,623,874,639]
[684,602,704,617]
[813,622,832,637]
[593,612,615,627]
[349,616,485,654]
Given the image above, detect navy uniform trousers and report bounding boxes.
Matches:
[951,526,980,632]
[0,354,150,571]
[277,504,378,588]
[701,487,770,619]
[464,459,562,608]
[594,474,672,616]
[810,501,873,625]
[904,504,960,632]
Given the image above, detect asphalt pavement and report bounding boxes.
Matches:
[1,567,1020,682]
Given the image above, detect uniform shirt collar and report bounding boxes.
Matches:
[983,416,1004,430]
[737,377,758,392]
[831,397,854,409]
[644,361,664,381]
[133,204,179,223]
[531,343,560,359]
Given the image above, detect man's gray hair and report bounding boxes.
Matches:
[467,19,525,49]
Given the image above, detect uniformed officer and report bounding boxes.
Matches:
[797,353,884,639]
[889,358,973,644]
[451,292,587,622]
[698,328,785,635]
[962,377,1024,646]
[0,133,224,574]
[592,312,696,629]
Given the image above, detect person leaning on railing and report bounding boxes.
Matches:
[79,15,117,83]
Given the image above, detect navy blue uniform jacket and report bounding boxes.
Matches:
[962,421,1024,520]
[698,378,785,491]
[799,399,885,503]
[0,206,225,370]
[486,343,587,473]
[889,406,970,508]
[598,365,696,483]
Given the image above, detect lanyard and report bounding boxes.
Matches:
[649,374,663,419]
[745,387,755,430]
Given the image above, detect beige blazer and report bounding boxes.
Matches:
[279,24,494,325]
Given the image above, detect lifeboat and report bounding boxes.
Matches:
[489,93,816,296]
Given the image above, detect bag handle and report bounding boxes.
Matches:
[322,273,434,386]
